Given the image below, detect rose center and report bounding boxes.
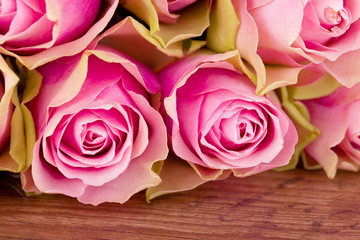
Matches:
[324,8,342,24]
[349,133,360,151]
[215,109,261,151]
[301,1,353,45]
[80,121,108,151]
[84,131,104,145]
[238,122,246,138]
[323,7,351,33]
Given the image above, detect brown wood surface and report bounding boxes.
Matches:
[1,168,360,239]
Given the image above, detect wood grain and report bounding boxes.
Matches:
[1,169,360,239]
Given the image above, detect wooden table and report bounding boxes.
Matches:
[1,168,359,239]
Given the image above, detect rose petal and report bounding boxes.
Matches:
[78,156,161,205]
[1,0,118,69]
[304,101,349,178]
[31,140,86,197]
[324,49,360,87]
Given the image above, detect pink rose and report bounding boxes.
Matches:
[160,50,297,177]
[304,83,360,178]
[24,46,168,205]
[248,0,360,87]
[0,0,118,69]
[300,0,357,60]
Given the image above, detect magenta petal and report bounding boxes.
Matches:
[32,140,86,197]
[21,0,46,13]
[4,16,54,49]
[78,121,112,155]
[124,88,169,167]
[159,51,234,98]
[60,110,103,155]
[168,0,198,12]
[175,94,201,153]
[77,156,161,205]
[52,0,101,45]
[1,1,16,14]
[112,50,161,94]
[4,1,42,36]
[55,144,132,187]
[91,107,131,133]
[58,137,115,168]
[0,12,15,34]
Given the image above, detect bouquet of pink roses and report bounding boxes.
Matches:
[0,0,359,205]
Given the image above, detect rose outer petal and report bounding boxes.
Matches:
[324,49,360,88]
[1,0,119,69]
[32,140,86,197]
[304,101,350,178]
[248,0,304,51]
[77,156,161,205]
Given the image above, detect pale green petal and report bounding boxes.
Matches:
[146,154,230,201]
[275,87,319,171]
[206,0,240,52]
[289,72,341,100]
[9,67,42,172]
[97,17,205,72]
[150,159,163,176]
[206,0,267,95]
[0,58,18,113]
[153,0,211,47]
[222,49,255,79]
[233,0,267,95]
[301,152,322,170]
[146,154,209,201]
[0,57,19,172]
[122,0,208,55]
[257,65,303,95]
[122,0,160,33]
[188,162,229,180]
